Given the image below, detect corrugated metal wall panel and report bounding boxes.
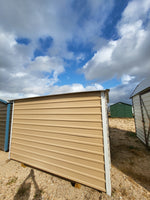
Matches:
[133,95,146,143]
[10,91,107,192]
[141,92,150,146]
[110,103,132,118]
[142,92,150,111]
[0,102,7,150]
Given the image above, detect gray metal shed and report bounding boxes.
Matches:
[130,78,150,148]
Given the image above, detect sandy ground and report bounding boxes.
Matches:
[0,118,150,200]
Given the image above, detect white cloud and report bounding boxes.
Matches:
[83,21,150,82]
[109,81,138,105]
[0,0,114,58]
[11,72,27,78]
[0,27,104,100]
[80,0,150,105]
[119,20,142,38]
[28,56,64,77]
[47,83,104,95]
[0,0,149,105]
[82,0,150,103]
[0,29,64,98]
[120,0,150,24]
[0,82,104,100]
[121,74,135,85]
[0,0,114,100]
[83,41,117,80]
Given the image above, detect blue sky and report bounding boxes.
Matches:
[0,0,150,103]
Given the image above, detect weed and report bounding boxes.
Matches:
[112,187,117,196]
[128,145,139,151]
[120,187,128,196]
[129,160,134,166]
[128,145,135,150]
[126,131,136,138]
[33,189,43,199]
[6,176,18,185]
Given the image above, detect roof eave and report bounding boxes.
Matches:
[0,99,8,104]
[9,89,110,102]
[130,87,150,98]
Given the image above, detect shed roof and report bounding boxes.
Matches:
[0,99,8,104]
[130,78,150,98]
[10,89,109,102]
[110,102,132,107]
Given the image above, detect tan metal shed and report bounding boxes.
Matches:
[130,78,150,148]
[9,90,111,195]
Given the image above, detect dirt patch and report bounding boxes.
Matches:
[0,118,150,199]
[109,118,150,192]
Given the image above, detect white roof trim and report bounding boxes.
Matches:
[130,78,150,98]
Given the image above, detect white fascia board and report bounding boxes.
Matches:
[9,101,14,159]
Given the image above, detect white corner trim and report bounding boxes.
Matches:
[9,102,14,159]
[101,92,111,196]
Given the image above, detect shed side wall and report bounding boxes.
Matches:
[141,92,150,146]
[110,103,132,118]
[133,95,145,143]
[0,102,7,150]
[10,92,106,192]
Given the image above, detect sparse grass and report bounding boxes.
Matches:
[129,160,134,166]
[126,144,139,151]
[6,176,18,185]
[33,189,43,199]
[128,145,136,150]
[126,131,136,138]
[122,169,150,186]
[120,187,128,196]
[110,118,150,193]
[112,187,117,196]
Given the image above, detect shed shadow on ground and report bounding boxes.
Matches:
[109,127,150,192]
[14,169,42,200]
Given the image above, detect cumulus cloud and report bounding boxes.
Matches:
[0,82,104,100]
[121,74,135,85]
[0,0,149,104]
[0,0,114,58]
[0,29,64,99]
[82,0,150,103]
[83,22,150,82]
[83,0,150,80]
[109,81,138,105]
[46,83,104,95]
[0,0,114,100]
[120,0,150,24]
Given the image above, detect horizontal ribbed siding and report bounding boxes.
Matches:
[133,95,145,143]
[10,92,106,192]
[141,92,150,146]
[0,102,7,150]
[133,92,150,146]
[142,92,150,113]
